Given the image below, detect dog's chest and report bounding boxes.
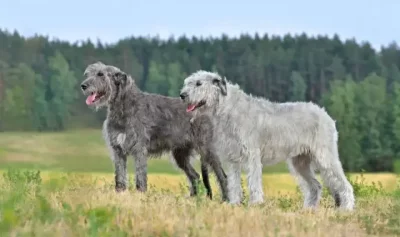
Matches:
[105,120,135,149]
[116,133,126,147]
[108,130,127,149]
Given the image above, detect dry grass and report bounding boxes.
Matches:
[34,171,399,195]
[1,170,399,237]
[43,188,365,237]
[1,131,400,236]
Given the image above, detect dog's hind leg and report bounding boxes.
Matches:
[201,160,213,199]
[173,147,201,197]
[205,150,229,202]
[313,147,355,211]
[200,156,228,200]
[287,154,322,209]
[191,115,228,202]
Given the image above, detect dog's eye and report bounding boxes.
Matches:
[196,81,202,86]
[97,72,104,77]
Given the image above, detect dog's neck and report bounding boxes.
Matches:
[214,83,275,123]
[106,79,141,125]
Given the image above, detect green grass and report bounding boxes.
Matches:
[0,168,399,236]
[1,130,400,236]
[0,129,288,174]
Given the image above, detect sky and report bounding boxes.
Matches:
[0,0,399,50]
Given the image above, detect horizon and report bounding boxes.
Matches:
[1,0,399,51]
[1,26,395,52]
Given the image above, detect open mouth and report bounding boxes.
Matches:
[186,100,206,112]
[85,91,105,105]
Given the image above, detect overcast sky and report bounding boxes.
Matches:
[0,0,399,50]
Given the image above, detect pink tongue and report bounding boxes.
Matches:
[186,104,196,112]
[86,93,97,105]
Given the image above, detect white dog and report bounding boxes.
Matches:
[179,70,355,210]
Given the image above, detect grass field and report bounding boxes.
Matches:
[0,129,290,173]
[1,130,400,236]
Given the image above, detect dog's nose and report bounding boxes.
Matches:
[81,84,88,90]
[179,92,187,100]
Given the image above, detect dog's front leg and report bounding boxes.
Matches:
[131,147,148,192]
[227,162,243,204]
[111,146,128,192]
[122,131,148,193]
[247,150,264,205]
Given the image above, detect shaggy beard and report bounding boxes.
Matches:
[92,99,108,111]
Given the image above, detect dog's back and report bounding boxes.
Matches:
[133,92,195,154]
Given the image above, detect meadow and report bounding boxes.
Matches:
[0,130,400,236]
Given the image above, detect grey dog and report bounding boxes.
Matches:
[80,62,228,200]
[180,70,355,210]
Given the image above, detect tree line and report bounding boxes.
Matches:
[1,29,400,172]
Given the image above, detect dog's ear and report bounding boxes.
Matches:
[212,76,227,96]
[113,71,127,85]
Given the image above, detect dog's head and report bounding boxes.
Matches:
[179,70,227,115]
[80,62,128,108]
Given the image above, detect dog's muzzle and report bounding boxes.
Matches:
[179,92,187,100]
[81,83,88,91]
